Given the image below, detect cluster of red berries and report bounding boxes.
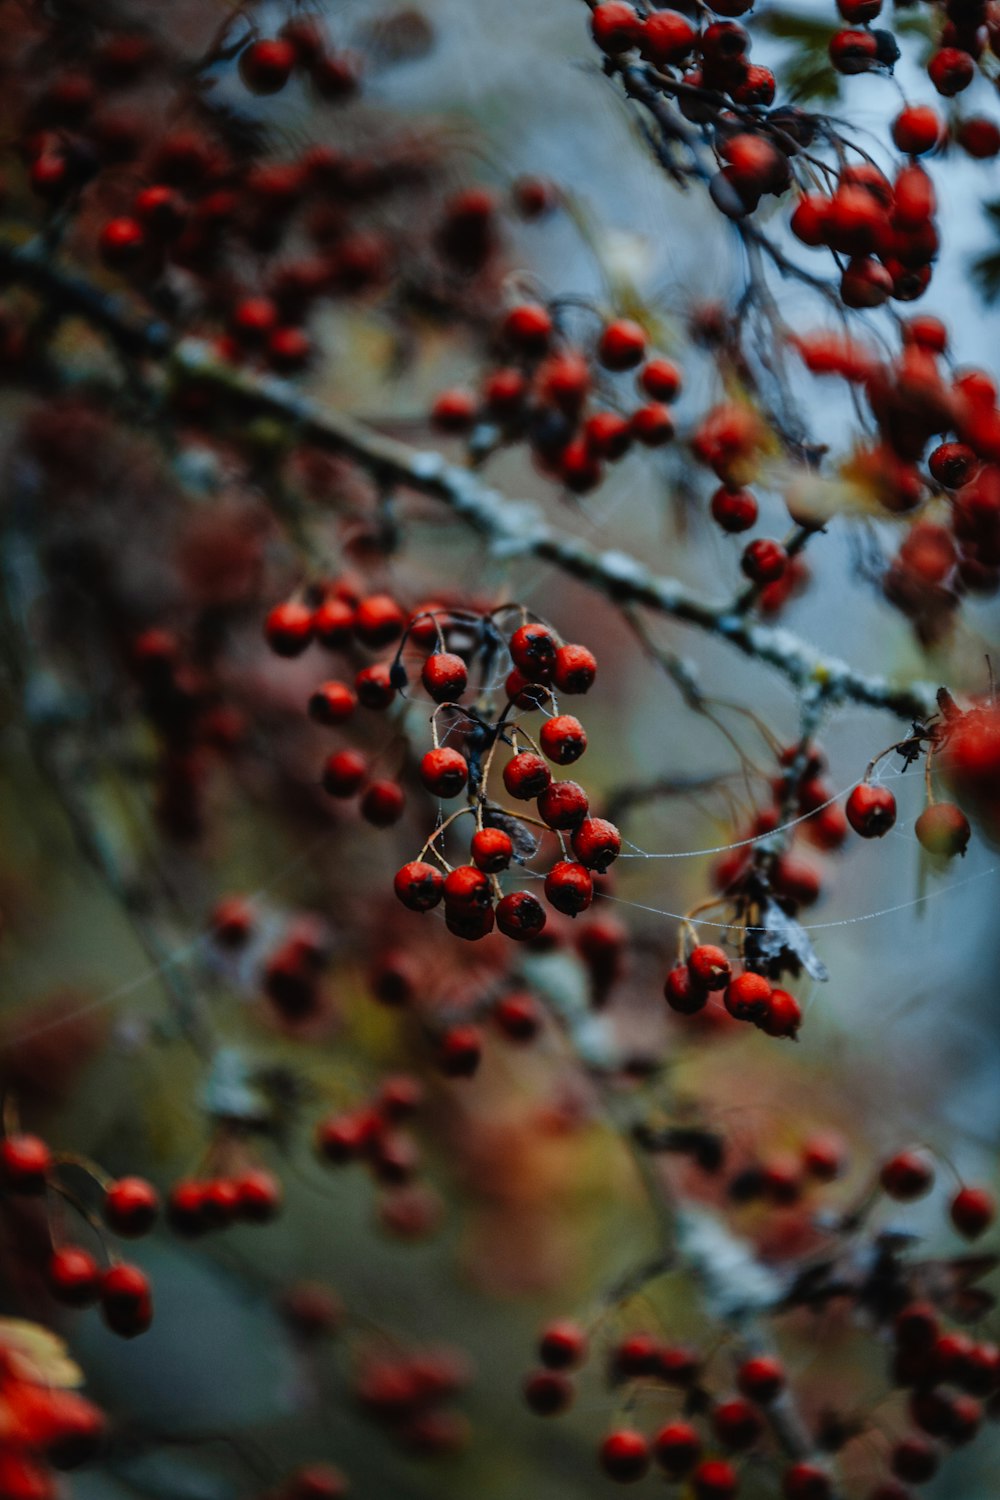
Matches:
[432,302,681,494]
[0,1132,156,1339]
[0,1330,106,1499]
[212,896,339,1027]
[238,20,361,101]
[879,1148,996,1239]
[664,944,802,1039]
[725,1130,848,1209]
[166,1166,282,1236]
[353,1344,472,1456]
[315,1074,425,1193]
[592,3,774,111]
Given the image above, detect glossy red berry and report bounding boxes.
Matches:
[47,1246,102,1306]
[537,780,589,830]
[354,662,396,710]
[591,3,641,53]
[880,1150,934,1201]
[444,865,492,910]
[570,818,621,871]
[539,715,587,765]
[665,963,708,1015]
[544,861,593,916]
[354,594,406,648]
[692,1458,739,1499]
[688,944,731,991]
[509,622,558,679]
[782,1463,833,1500]
[393,861,444,912]
[950,1185,995,1239]
[99,217,145,267]
[711,486,758,533]
[101,1263,153,1337]
[503,752,552,800]
[599,1430,650,1483]
[653,1420,701,1478]
[523,1368,574,1414]
[360,780,406,827]
[631,403,674,446]
[496,891,547,940]
[741,539,787,584]
[539,1320,588,1370]
[553,643,597,694]
[421,652,468,702]
[471,827,513,871]
[737,1354,785,1404]
[265,601,313,656]
[104,1177,160,1237]
[724,971,772,1022]
[829,28,878,74]
[1,1134,52,1193]
[712,1397,763,1450]
[308,681,356,725]
[420,747,469,798]
[502,302,553,353]
[598,320,646,372]
[914,802,971,858]
[640,10,696,66]
[437,1024,482,1076]
[322,749,367,797]
[585,411,632,461]
[845,783,896,837]
[892,106,944,157]
[640,358,682,402]
[239,38,296,94]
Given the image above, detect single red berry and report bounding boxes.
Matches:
[892,106,944,156]
[539,1320,588,1370]
[658,1344,701,1385]
[553,643,597,694]
[711,486,758,533]
[502,302,553,354]
[437,1024,482,1076]
[757,988,803,1039]
[711,1397,763,1450]
[444,865,493,910]
[471,828,513,872]
[265,601,313,656]
[928,442,977,489]
[268,327,312,372]
[431,389,477,433]
[393,861,444,912]
[598,319,647,372]
[539,714,587,765]
[829,28,878,74]
[802,1132,847,1182]
[724,971,772,1022]
[880,1149,934,1201]
[354,594,406,648]
[315,1113,374,1165]
[496,890,547,941]
[845,783,897,837]
[523,1368,574,1414]
[231,296,278,344]
[235,1168,283,1222]
[420,747,469,798]
[544,861,594,916]
[503,752,552,800]
[640,358,682,402]
[308,681,357,725]
[957,117,1000,160]
[421,652,468,703]
[47,1246,102,1307]
[737,1354,785,1404]
[914,802,971,858]
[283,1464,348,1500]
[506,668,550,709]
[631,402,674,447]
[104,1177,160,1237]
[239,38,296,94]
[322,749,367,797]
[167,1179,210,1235]
[570,818,621,871]
[494,991,542,1041]
[687,944,731,991]
[890,1435,939,1483]
[599,1430,651,1483]
[612,1332,659,1377]
[201,1177,240,1228]
[312,597,355,648]
[692,1458,739,1499]
[537,780,589,830]
[484,366,529,415]
[509,622,558,680]
[99,216,145,267]
[741,538,788,584]
[584,411,632,461]
[782,1462,833,1500]
[950,1185,995,1239]
[664,963,708,1015]
[653,1420,701,1479]
[640,9,697,66]
[1,1134,52,1193]
[360,780,406,827]
[354,662,396,710]
[928,47,974,97]
[100,1263,153,1337]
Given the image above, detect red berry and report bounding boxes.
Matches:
[360,780,406,827]
[308,681,357,725]
[316,1113,374,1165]
[890,1435,939,1483]
[737,1354,785,1404]
[692,1458,739,1499]
[471,828,513,871]
[438,1024,482,1076]
[950,1185,995,1239]
[47,1246,102,1306]
[539,1319,588,1370]
[741,539,787,584]
[599,1430,650,1483]
[687,944,731,991]
[591,3,642,54]
[892,106,944,157]
[782,1463,833,1500]
[322,749,367,797]
[711,1396,763,1450]
[613,1332,660,1377]
[99,216,145,267]
[496,890,547,941]
[653,1420,701,1478]
[537,780,589,829]
[845,783,896,837]
[494,991,542,1041]
[802,1132,847,1182]
[914,802,971,858]
[928,442,977,489]
[265,601,313,656]
[584,411,632,461]
[630,402,674,446]
[354,594,406,648]
[484,366,528,415]
[711,486,758,533]
[757,987,803,1039]
[503,752,552,800]
[665,963,708,1015]
[928,47,974,97]
[421,652,468,703]
[829,28,877,74]
[509,622,558,679]
[640,10,697,66]
[539,353,591,414]
[523,1368,574,1414]
[167,1179,210,1235]
[239,38,296,94]
[570,818,621,871]
[724,971,772,1022]
[880,1149,934,1201]
[957,117,1000,160]
[544,861,594,916]
[502,302,553,353]
[312,597,355,648]
[1,1134,52,1193]
[235,1168,283,1223]
[640,358,682,402]
[539,714,587,765]
[231,296,278,344]
[598,319,646,372]
[444,865,493,910]
[393,861,444,912]
[354,662,396,710]
[101,1263,153,1337]
[431,389,477,433]
[268,327,312,373]
[420,747,469,798]
[104,1177,160,1237]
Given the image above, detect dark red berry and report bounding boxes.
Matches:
[322,750,367,797]
[539,715,587,766]
[239,38,296,94]
[471,828,513,871]
[950,1185,995,1239]
[539,1320,588,1370]
[496,891,547,941]
[553,644,597,694]
[711,1397,763,1451]
[1,1134,52,1193]
[544,861,593,916]
[308,681,356,725]
[523,1368,574,1414]
[711,486,758,533]
[741,539,788,584]
[394,861,444,912]
[265,601,313,656]
[846,783,896,838]
[880,1149,934,1201]
[598,320,646,372]
[509,623,558,680]
[438,1024,482,1076]
[737,1354,785,1404]
[503,752,552,800]
[687,944,731,991]
[360,780,406,827]
[47,1246,102,1307]
[653,1420,701,1478]
[665,963,708,1015]
[599,1430,650,1483]
[724,972,772,1022]
[100,1263,153,1337]
[570,818,621,871]
[104,1177,160,1237]
[537,780,589,829]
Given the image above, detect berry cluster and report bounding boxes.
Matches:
[0,1323,106,1499]
[353,1344,472,1457]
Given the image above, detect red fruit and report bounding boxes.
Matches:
[239,38,296,94]
[421,652,468,703]
[265,601,313,656]
[584,411,632,461]
[523,1368,574,1414]
[322,749,367,797]
[890,1435,938,1483]
[539,1320,588,1370]
[957,117,1000,160]
[509,622,558,679]
[914,802,970,858]
[167,1179,210,1234]
[393,861,444,911]
[544,861,594,916]
[437,1024,482,1076]
[483,366,528,415]
[658,1344,701,1385]
[892,106,944,156]
[316,1113,373,1164]
[928,47,974,96]
[99,217,145,267]
[598,319,647,372]
[724,972,772,1022]
[308,681,356,725]
[201,1178,240,1227]
[640,9,696,65]
[653,1420,700,1478]
[354,662,396,710]
[741,538,787,584]
[104,1177,159,1237]
[599,1430,650,1483]
[613,1332,660,1377]
[471,828,513,871]
[231,296,278,344]
[47,1246,102,1306]
[841,257,893,309]
[496,890,547,941]
[732,64,776,106]
[758,987,803,1040]
[829,28,878,74]
[737,1354,785,1404]
[312,597,355,647]
[591,3,642,54]
[420,747,469,798]
[354,594,406,648]
[665,963,708,1015]
[631,402,675,446]
[802,1132,847,1182]
[640,358,682,402]
[837,0,881,18]
[539,714,587,765]
[431,389,477,433]
[711,486,758,532]
[560,438,603,494]
[928,442,977,489]
[711,1396,763,1450]
[692,1459,739,1499]
[100,1263,153,1337]
[494,991,542,1041]
[538,352,591,413]
[360,780,405,827]
[687,944,731,991]
[235,1168,283,1222]
[502,302,553,353]
[950,1185,995,1239]
[443,865,492,910]
[845,783,896,837]
[790,194,831,247]
[570,817,621,871]
[503,752,551,800]
[267,327,312,373]
[1,1134,52,1193]
[880,1149,934,1200]
[782,1463,833,1500]
[537,779,589,829]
